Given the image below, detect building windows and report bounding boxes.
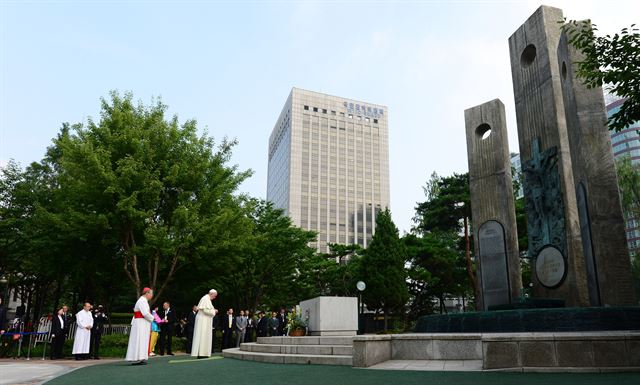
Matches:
[331,110,336,115]
[313,107,318,112]
[348,114,353,119]
[322,109,327,114]
[304,105,309,110]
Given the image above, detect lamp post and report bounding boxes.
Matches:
[0,275,7,306]
[356,281,366,335]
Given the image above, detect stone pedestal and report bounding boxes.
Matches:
[465,99,522,310]
[299,296,358,336]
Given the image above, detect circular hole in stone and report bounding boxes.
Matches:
[561,61,567,80]
[521,44,537,67]
[476,123,492,140]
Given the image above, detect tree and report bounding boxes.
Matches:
[413,173,478,303]
[213,200,317,311]
[404,232,468,316]
[54,91,252,299]
[563,20,640,132]
[298,243,364,299]
[615,156,640,220]
[360,209,408,331]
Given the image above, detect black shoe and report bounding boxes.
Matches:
[132,360,147,366]
[168,353,174,356]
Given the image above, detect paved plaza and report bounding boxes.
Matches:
[0,355,635,385]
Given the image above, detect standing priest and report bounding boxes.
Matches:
[72,302,94,360]
[125,287,155,365]
[191,289,218,358]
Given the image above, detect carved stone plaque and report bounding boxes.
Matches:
[478,220,510,307]
[535,246,566,288]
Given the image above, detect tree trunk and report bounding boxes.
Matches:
[383,306,388,331]
[53,279,62,313]
[463,216,480,309]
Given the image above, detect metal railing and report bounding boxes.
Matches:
[33,319,131,345]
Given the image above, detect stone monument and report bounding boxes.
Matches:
[465,99,522,310]
[557,23,636,306]
[509,5,589,306]
[509,5,636,306]
[299,296,358,336]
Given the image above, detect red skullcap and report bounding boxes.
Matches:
[142,287,152,294]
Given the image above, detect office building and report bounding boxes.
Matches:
[267,88,390,253]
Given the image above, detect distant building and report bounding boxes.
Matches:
[607,95,640,254]
[266,88,390,253]
[510,153,524,199]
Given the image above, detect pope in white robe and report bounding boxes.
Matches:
[125,287,155,364]
[191,289,218,357]
[72,303,94,358]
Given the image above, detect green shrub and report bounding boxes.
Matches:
[1,332,189,358]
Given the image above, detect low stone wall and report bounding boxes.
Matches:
[352,335,392,367]
[352,331,640,371]
[483,331,640,370]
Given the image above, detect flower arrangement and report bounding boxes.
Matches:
[286,307,309,336]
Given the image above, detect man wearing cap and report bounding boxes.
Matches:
[125,287,155,365]
[191,289,218,358]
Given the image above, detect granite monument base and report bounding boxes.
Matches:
[299,296,358,336]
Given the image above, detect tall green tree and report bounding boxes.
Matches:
[360,209,408,330]
[414,173,478,301]
[54,91,252,299]
[563,20,640,131]
[404,232,468,315]
[616,156,640,220]
[213,200,317,311]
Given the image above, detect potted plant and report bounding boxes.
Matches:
[286,309,309,337]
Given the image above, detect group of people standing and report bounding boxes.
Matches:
[50,302,108,360]
[124,287,294,365]
[187,307,291,352]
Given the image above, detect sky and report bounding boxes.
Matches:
[1,0,638,234]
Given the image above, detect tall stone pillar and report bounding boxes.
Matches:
[465,99,522,310]
[508,5,589,306]
[557,24,637,306]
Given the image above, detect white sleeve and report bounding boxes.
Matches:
[140,300,154,322]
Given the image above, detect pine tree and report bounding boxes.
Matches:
[361,209,408,331]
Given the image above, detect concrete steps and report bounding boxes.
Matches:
[222,336,354,366]
[223,348,353,365]
[242,343,352,356]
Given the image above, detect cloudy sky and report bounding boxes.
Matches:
[1,0,638,233]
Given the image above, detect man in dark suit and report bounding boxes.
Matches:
[256,311,268,338]
[50,307,66,359]
[268,311,279,337]
[221,308,235,349]
[60,304,72,357]
[245,310,255,343]
[277,308,287,336]
[211,312,219,353]
[0,298,7,332]
[158,301,176,355]
[90,305,108,359]
[185,305,197,354]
